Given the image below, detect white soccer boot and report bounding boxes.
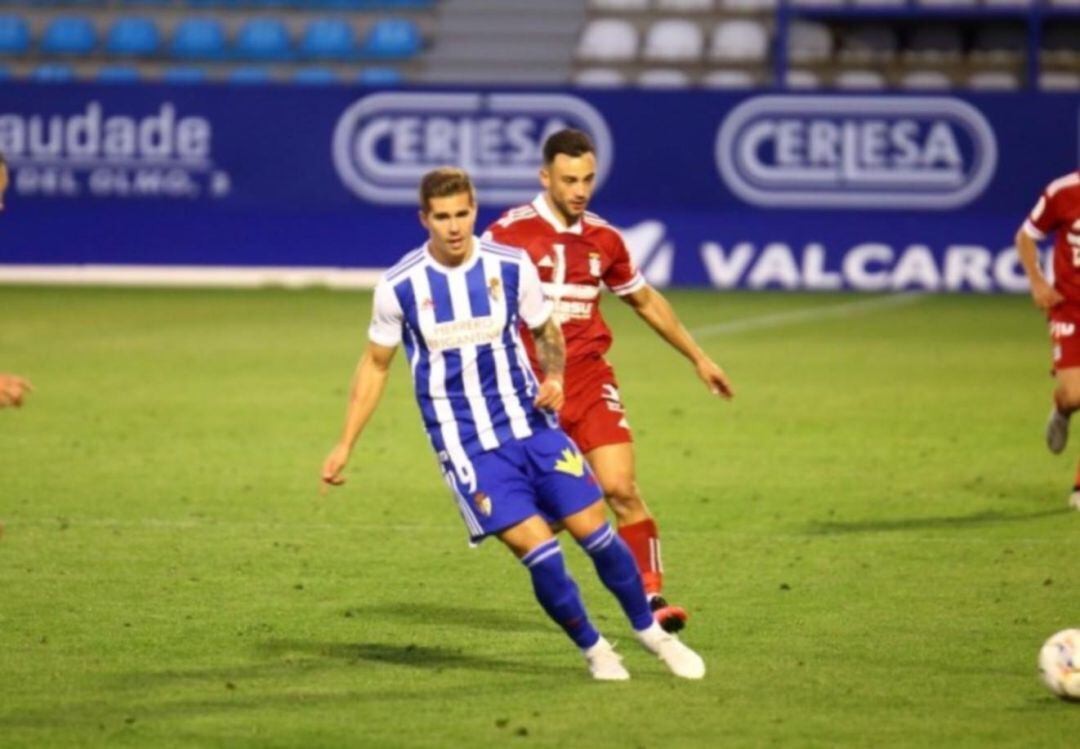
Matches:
[583,636,630,681]
[635,622,706,680]
[1069,489,1080,511]
[1046,408,1070,455]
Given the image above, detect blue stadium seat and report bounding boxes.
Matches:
[357,66,402,85]
[106,17,160,57]
[360,18,420,59]
[32,63,76,82]
[294,66,338,85]
[300,19,356,60]
[235,18,291,61]
[97,65,141,82]
[40,16,97,55]
[228,66,272,83]
[171,18,226,59]
[0,16,30,56]
[318,0,372,8]
[162,65,208,83]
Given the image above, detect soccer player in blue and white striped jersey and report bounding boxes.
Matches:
[321,167,705,680]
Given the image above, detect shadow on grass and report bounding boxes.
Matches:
[258,639,570,676]
[806,507,1071,535]
[340,601,551,635]
[0,642,578,730]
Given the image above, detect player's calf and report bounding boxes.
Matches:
[601,477,650,526]
[576,523,655,632]
[520,538,601,650]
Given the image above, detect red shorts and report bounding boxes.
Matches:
[559,356,633,454]
[1050,307,1080,373]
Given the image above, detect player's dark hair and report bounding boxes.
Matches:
[543,129,595,164]
[419,167,475,213]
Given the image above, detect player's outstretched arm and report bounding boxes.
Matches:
[531,316,566,412]
[321,342,397,488]
[0,374,33,408]
[1015,228,1063,311]
[621,286,734,399]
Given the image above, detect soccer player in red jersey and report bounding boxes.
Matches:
[483,130,734,631]
[1017,170,1080,509]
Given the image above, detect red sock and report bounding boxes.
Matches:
[618,519,663,596]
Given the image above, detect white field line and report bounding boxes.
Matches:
[691,293,926,339]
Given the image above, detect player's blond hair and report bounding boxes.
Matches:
[419,167,475,213]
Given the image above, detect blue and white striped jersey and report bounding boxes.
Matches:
[369,236,557,461]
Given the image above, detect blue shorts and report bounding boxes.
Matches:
[439,428,603,543]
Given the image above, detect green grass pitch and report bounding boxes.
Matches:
[1,285,1079,747]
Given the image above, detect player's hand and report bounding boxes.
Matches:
[320,442,351,492]
[0,374,33,408]
[695,357,734,399]
[534,377,565,412]
[1031,279,1065,311]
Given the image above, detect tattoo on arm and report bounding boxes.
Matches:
[532,318,565,379]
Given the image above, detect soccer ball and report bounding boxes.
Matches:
[1038,629,1080,700]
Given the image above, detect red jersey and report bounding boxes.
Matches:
[1024,171,1080,307]
[483,194,646,365]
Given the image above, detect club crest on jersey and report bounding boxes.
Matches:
[488,277,502,301]
[589,252,602,277]
[421,297,435,311]
[473,491,492,517]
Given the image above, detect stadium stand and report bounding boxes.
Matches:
[105,17,161,57]
[41,16,97,56]
[96,64,141,82]
[701,67,757,86]
[300,18,357,59]
[170,18,227,60]
[710,19,769,63]
[898,68,952,88]
[576,18,639,62]
[0,15,30,56]
[642,18,704,61]
[0,0,433,83]
[234,18,292,61]
[0,0,1073,88]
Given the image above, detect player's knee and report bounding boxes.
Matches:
[602,477,642,519]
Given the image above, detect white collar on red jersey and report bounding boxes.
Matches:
[532,193,584,236]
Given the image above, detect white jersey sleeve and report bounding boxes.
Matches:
[368,279,404,347]
[517,256,553,330]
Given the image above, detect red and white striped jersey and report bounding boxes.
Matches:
[1024,171,1080,305]
[483,193,646,364]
